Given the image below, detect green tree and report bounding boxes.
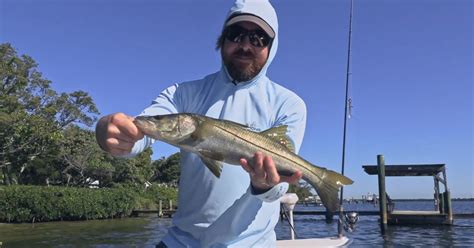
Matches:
[0,43,99,185]
[59,125,114,187]
[111,148,154,186]
[152,152,181,185]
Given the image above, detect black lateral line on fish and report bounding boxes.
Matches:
[211,123,304,167]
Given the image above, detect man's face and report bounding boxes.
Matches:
[221,21,270,82]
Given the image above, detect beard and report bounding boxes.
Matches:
[222,48,266,82]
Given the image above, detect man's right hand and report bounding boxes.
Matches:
[95,113,144,156]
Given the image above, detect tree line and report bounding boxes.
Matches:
[0,43,180,188]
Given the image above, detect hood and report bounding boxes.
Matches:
[221,0,278,86]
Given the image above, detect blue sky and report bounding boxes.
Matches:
[1,0,472,199]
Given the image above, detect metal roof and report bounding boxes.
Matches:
[362,164,445,176]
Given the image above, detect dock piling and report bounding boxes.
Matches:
[434,177,440,211]
[377,154,388,234]
[159,200,163,217]
[443,169,453,223]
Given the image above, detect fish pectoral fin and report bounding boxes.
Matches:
[200,156,223,178]
[198,150,225,178]
[260,125,295,152]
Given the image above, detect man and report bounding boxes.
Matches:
[96,0,306,247]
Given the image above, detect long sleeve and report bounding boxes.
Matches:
[200,186,280,248]
[127,84,181,157]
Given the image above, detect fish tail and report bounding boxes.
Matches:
[306,167,354,212]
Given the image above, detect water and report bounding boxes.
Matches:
[276,200,474,247]
[0,201,473,247]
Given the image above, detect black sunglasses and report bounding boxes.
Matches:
[224,25,272,48]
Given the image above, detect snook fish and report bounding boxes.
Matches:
[134,113,353,211]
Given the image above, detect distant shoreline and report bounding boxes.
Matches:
[393,198,473,202]
[342,198,473,202]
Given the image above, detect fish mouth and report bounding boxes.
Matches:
[133,116,152,128]
[134,115,182,141]
[133,117,147,128]
[134,117,162,135]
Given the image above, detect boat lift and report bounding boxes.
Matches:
[363,154,453,233]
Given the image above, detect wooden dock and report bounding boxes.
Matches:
[131,209,176,218]
[290,210,474,218]
[131,200,177,218]
[363,155,454,231]
[388,210,451,225]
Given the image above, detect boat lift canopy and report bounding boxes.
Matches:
[362,164,446,177]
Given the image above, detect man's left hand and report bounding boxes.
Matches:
[240,152,303,192]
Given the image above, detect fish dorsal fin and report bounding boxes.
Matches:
[260,125,295,152]
[200,156,223,178]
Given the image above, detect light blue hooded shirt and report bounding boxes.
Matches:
[130,0,307,247]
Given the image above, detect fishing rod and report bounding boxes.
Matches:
[338,0,354,238]
[280,204,299,239]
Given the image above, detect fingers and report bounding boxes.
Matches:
[281,170,303,185]
[110,114,144,140]
[107,124,143,143]
[264,156,280,186]
[252,152,265,178]
[96,112,143,156]
[240,158,252,174]
[240,152,304,191]
[243,152,280,191]
[105,137,134,151]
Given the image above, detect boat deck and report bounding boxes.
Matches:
[276,236,351,247]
